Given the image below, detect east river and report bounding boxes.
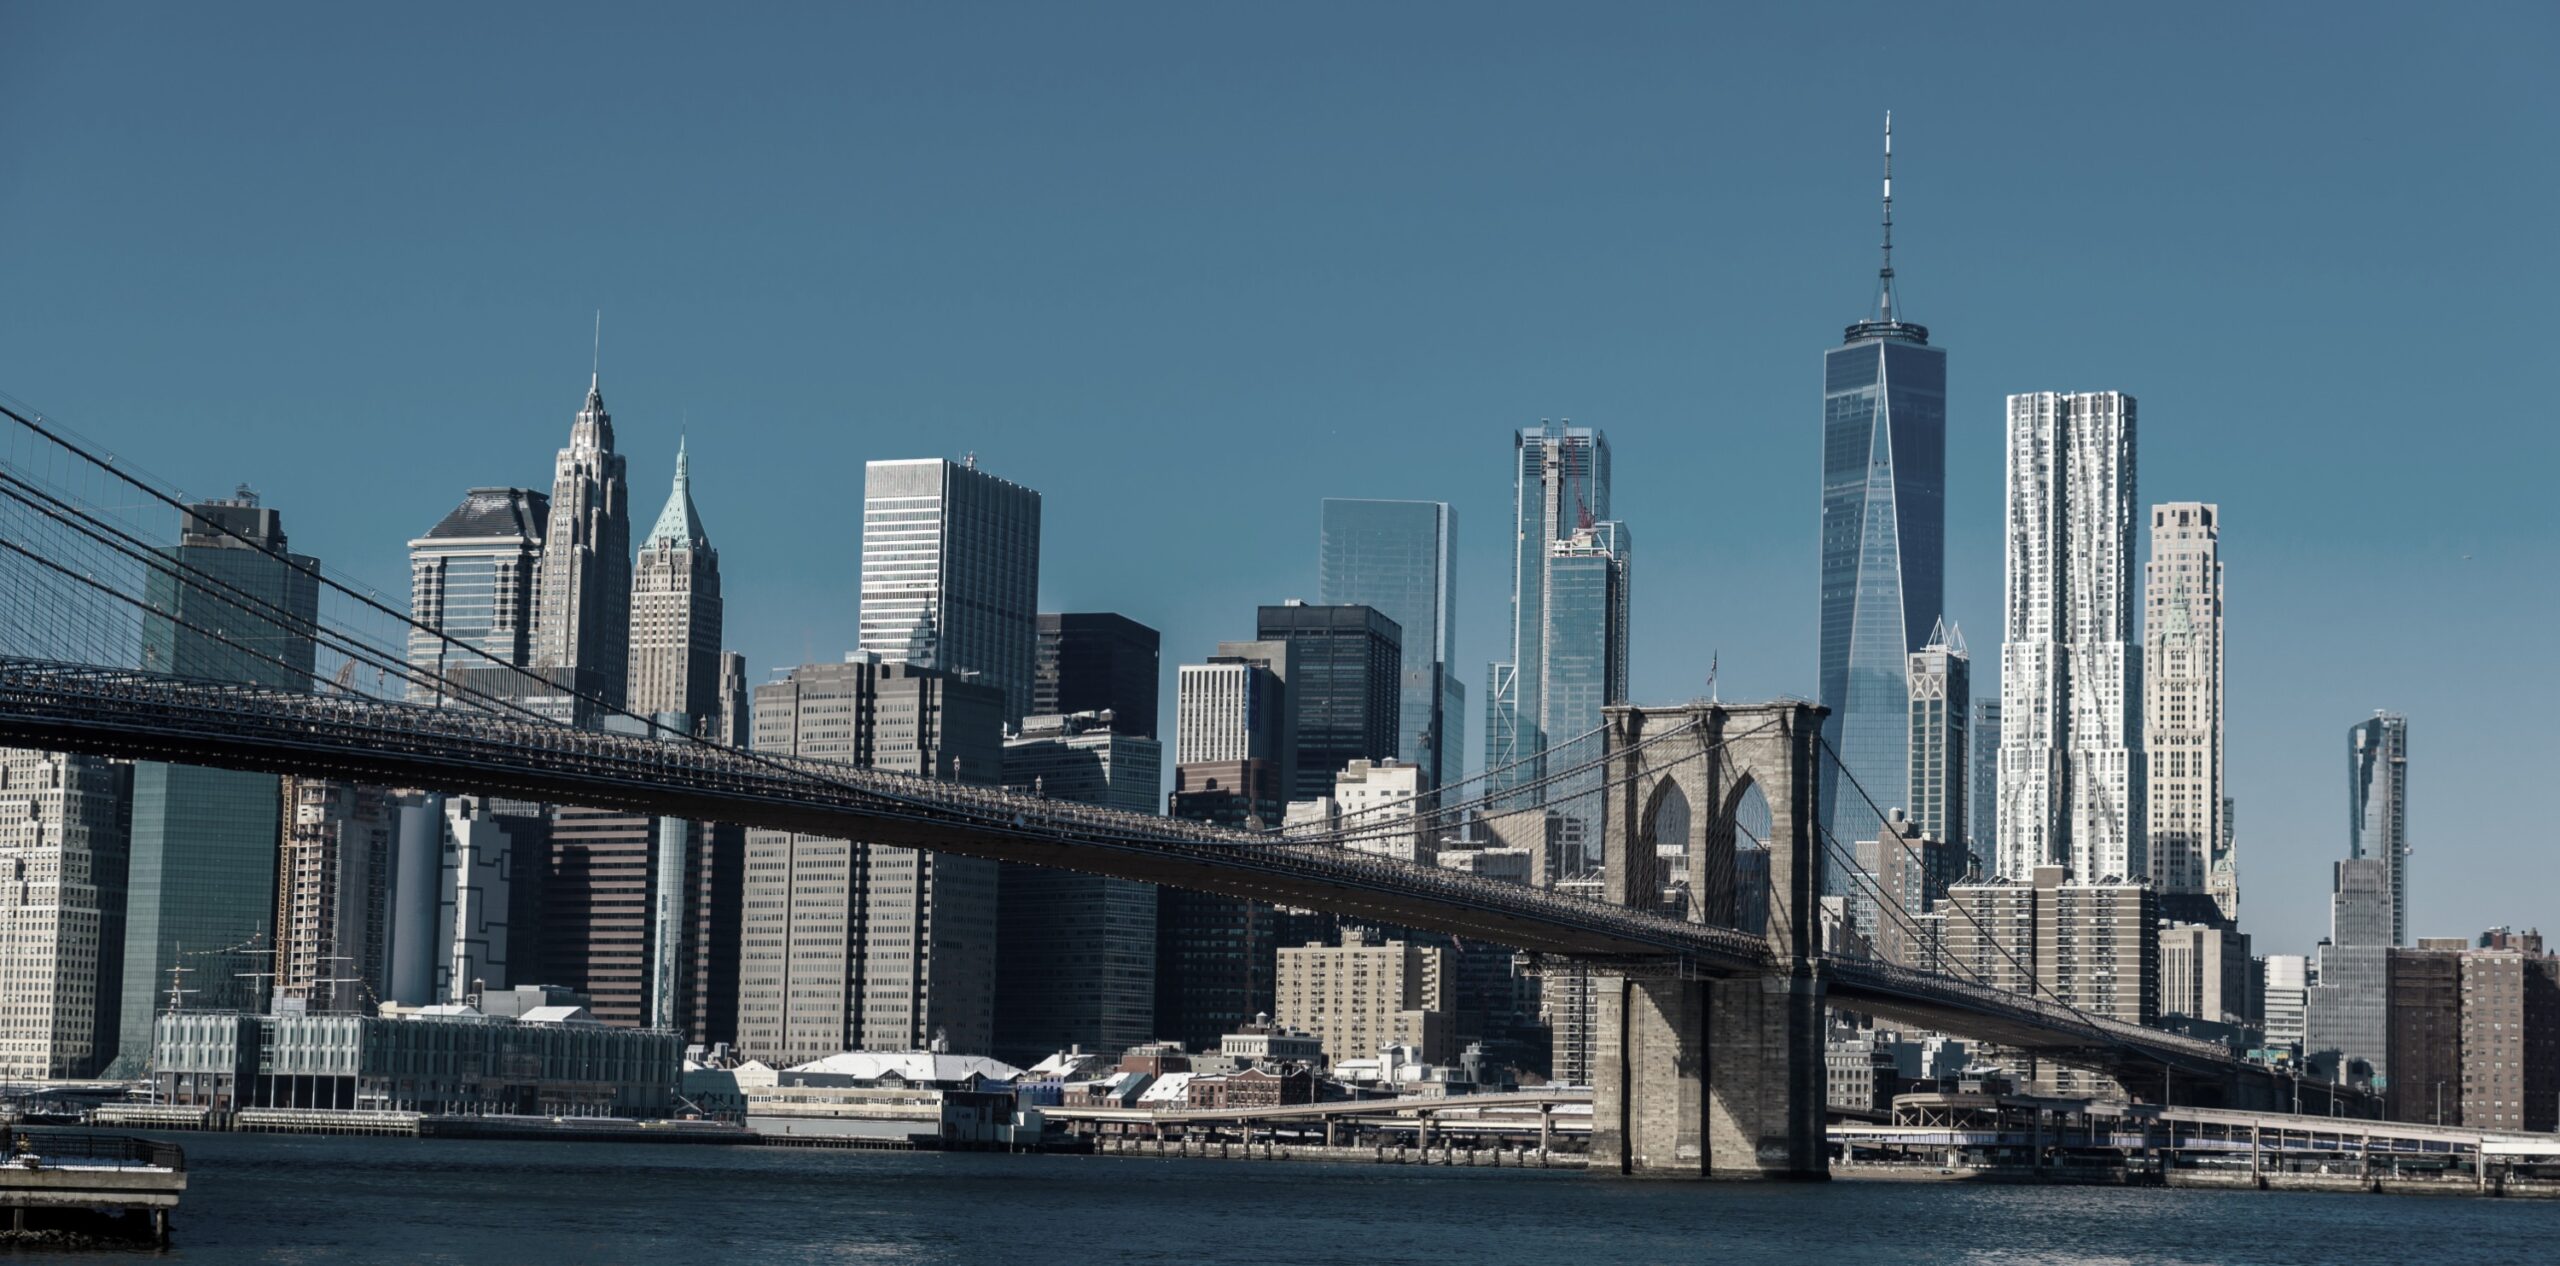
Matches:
[24,1133,2560,1264]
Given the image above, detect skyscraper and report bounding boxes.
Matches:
[738,659,1005,1065]
[1255,603,1402,802]
[1034,613,1159,738]
[1997,391,2141,883]
[1968,700,2000,878]
[2306,856,2394,1084]
[858,458,1042,726]
[1818,115,1947,872]
[1319,499,1463,788]
[117,492,320,1073]
[2144,503,2225,910]
[1486,423,1608,791]
[407,487,549,706]
[995,711,1162,1064]
[0,748,129,1078]
[532,370,631,715]
[626,439,722,732]
[1538,521,1631,830]
[2350,712,2411,946]
[1905,622,1968,850]
[274,778,393,1014]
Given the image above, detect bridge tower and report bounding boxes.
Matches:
[1588,700,1829,1179]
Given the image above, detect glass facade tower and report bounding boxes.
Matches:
[1486,424,1609,797]
[1818,117,1944,878]
[2349,712,2410,947]
[1318,499,1461,788]
[115,493,320,1074]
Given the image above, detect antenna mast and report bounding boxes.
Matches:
[1878,111,1896,323]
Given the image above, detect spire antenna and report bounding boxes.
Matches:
[592,309,602,387]
[1878,111,1896,323]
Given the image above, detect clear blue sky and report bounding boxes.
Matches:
[3,3,2552,959]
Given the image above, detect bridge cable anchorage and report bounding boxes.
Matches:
[1812,734,2205,1073]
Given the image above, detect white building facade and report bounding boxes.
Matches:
[2143,502,2226,911]
[0,749,129,1078]
[857,458,1042,725]
[1998,391,2143,883]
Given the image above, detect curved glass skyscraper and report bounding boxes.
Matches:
[1818,116,1945,875]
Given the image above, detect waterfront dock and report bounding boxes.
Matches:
[0,1129,186,1246]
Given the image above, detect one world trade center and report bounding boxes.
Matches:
[1818,114,1946,879]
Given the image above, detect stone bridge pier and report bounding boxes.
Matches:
[1587,701,1829,1179]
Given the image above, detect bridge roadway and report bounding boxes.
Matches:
[0,659,2252,1088]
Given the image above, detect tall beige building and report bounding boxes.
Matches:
[274,778,394,1014]
[0,749,130,1078]
[532,370,631,714]
[626,439,722,731]
[2144,503,2227,915]
[1276,929,1452,1066]
[738,659,1004,1065]
[1941,865,2156,1095]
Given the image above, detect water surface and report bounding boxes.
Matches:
[21,1134,2559,1265]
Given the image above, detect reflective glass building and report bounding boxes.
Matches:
[2349,712,2410,947]
[1817,135,1945,876]
[116,493,320,1074]
[1486,424,1608,796]
[1318,499,1460,788]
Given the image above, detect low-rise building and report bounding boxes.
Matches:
[152,1004,680,1117]
[1217,1016,1325,1070]
[1185,1065,1315,1109]
[736,1051,1031,1146]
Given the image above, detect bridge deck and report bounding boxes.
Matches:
[0,660,2265,1087]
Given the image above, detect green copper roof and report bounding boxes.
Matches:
[645,438,708,547]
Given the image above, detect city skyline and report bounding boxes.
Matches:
[3,5,2550,961]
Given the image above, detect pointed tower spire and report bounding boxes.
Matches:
[646,434,707,546]
[1877,111,1896,323]
[591,309,602,393]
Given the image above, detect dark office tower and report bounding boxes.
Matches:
[1486,424,1608,795]
[627,439,722,732]
[543,804,657,1028]
[1318,499,1462,788]
[115,491,321,1074]
[1153,881,1277,1055]
[1254,603,1401,802]
[714,652,750,748]
[679,821,743,1046]
[533,367,631,717]
[2350,712,2411,947]
[1034,613,1160,738]
[1818,114,1946,880]
[994,713,1162,1065]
